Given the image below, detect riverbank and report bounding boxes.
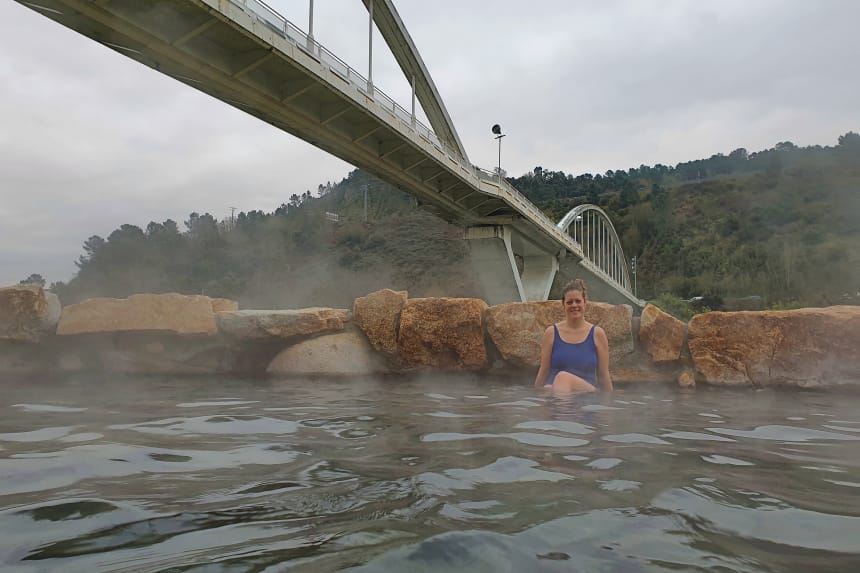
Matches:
[2,285,858,390]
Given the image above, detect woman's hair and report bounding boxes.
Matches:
[561,278,588,301]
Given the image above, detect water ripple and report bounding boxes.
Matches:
[708,425,860,442]
[652,487,860,553]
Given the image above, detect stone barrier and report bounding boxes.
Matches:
[1,285,857,390]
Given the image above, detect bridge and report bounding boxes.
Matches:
[17,0,644,307]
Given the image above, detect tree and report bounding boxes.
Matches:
[837,131,860,148]
[19,273,46,286]
[729,147,748,161]
[774,141,797,152]
[77,235,106,268]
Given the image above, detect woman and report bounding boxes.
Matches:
[534,279,613,392]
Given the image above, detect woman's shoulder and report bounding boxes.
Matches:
[543,322,563,338]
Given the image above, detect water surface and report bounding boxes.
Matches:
[1,374,859,572]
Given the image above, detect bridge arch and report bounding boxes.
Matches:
[557,204,633,295]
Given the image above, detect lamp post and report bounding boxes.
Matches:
[491,124,505,179]
[631,255,638,297]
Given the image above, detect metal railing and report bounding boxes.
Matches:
[232,0,446,152]
[230,1,548,225]
[557,204,633,292]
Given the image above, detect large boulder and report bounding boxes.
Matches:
[485,301,561,368]
[353,289,407,357]
[587,301,634,363]
[638,303,686,364]
[688,306,860,389]
[57,293,218,335]
[485,300,634,368]
[397,297,488,371]
[267,328,391,376]
[216,308,349,339]
[58,333,233,374]
[611,367,676,385]
[211,298,239,312]
[1,285,56,342]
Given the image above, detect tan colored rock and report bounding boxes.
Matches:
[677,369,696,388]
[216,308,349,339]
[397,297,488,371]
[1,285,52,342]
[353,289,407,356]
[611,367,676,385]
[87,334,230,374]
[57,293,218,335]
[267,328,391,376]
[639,303,686,363]
[486,301,562,367]
[485,300,633,368]
[587,301,634,363]
[211,298,239,312]
[688,306,860,389]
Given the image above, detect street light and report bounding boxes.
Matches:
[491,124,505,179]
[631,255,638,297]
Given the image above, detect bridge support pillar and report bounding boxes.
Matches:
[465,225,559,305]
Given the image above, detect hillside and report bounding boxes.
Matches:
[42,132,860,310]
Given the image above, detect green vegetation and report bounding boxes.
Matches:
[649,294,703,322]
[44,132,859,310]
[49,171,478,308]
[510,131,860,310]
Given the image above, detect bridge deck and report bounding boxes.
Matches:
[17,0,639,304]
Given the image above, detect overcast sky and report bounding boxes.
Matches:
[1,0,857,287]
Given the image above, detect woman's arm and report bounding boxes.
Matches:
[534,325,555,388]
[594,326,613,391]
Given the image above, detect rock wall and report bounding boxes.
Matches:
[688,306,860,389]
[1,285,858,391]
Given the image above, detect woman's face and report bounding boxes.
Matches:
[562,290,586,317]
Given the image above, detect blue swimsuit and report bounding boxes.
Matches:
[549,324,598,386]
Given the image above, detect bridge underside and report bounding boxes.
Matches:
[18,0,643,308]
[465,225,640,307]
[19,0,519,227]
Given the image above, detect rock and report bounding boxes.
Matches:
[485,300,634,368]
[353,289,407,356]
[397,297,488,371]
[486,301,562,368]
[0,285,52,342]
[211,298,239,312]
[677,369,696,388]
[586,302,634,363]
[57,293,218,336]
[688,306,860,389]
[57,333,233,374]
[43,291,62,330]
[639,304,685,363]
[216,308,349,339]
[267,328,391,376]
[611,367,676,385]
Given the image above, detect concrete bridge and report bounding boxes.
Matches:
[18,0,644,307]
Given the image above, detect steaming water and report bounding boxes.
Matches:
[2,375,860,572]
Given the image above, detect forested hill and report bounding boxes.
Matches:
[40,132,860,311]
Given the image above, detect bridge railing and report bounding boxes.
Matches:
[473,168,585,250]
[232,0,447,154]
[233,2,550,223]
